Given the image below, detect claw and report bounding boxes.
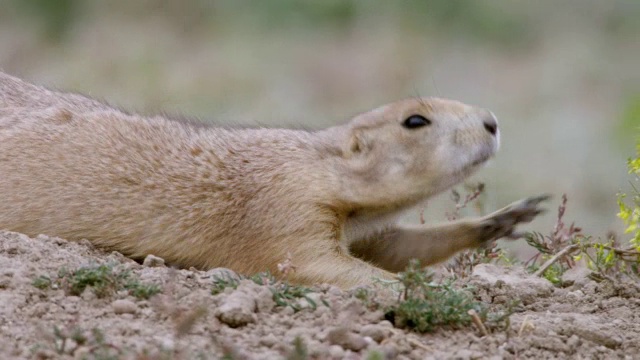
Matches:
[507,231,526,239]
[523,194,552,207]
[477,193,551,244]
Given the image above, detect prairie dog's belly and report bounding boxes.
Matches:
[343,208,412,245]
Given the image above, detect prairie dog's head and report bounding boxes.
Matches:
[328,97,499,209]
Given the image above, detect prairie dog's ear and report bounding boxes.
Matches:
[344,129,371,158]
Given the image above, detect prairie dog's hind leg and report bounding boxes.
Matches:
[350,194,550,273]
[288,249,397,289]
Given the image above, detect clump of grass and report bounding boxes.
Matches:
[124,279,162,300]
[57,264,124,297]
[32,263,161,299]
[384,259,486,333]
[211,275,240,295]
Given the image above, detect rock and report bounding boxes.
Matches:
[562,266,592,288]
[142,254,165,267]
[328,345,345,358]
[566,334,581,351]
[206,268,240,282]
[215,287,257,327]
[280,306,295,316]
[363,310,385,322]
[571,327,622,349]
[378,320,394,328]
[112,299,138,314]
[472,264,554,304]
[379,344,399,359]
[453,349,484,360]
[259,333,279,347]
[254,285,276,313]
[327,326,368,352]
[359,324,392,343]
[327,286,342,297]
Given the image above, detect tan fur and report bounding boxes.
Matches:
[0,72,546,288]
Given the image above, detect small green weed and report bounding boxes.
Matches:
[32,263,161,299]
[124,279,161,300]
[366,350,385,360]
[384,259,486,333]
[210,275,240,295]
[32,275,52,290]
[285,336,309,360]
[58,264,125,297]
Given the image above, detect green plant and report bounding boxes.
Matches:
[286,336,309,360]
[32,275,52,290]
[33,263,161,299]
[618,143,640,251]
[366,350,385,360]
[523,194,583,283]
[58,264,124,297]
[384,259,486,333]
[525,186,640,283]
[124,280,161,300]
[210,275,240,295]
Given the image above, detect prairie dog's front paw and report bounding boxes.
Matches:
[477,194,550,243]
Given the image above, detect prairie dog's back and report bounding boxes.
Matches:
[0,72,336,272]
[0,72,110,112]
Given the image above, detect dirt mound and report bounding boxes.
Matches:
[0,230,638,359]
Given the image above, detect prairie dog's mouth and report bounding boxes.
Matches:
[470,153,492,167]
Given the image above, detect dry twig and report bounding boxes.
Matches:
[468,309,489,336]
[534,243,580,277]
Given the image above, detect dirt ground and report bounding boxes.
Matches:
[0,230,639,360]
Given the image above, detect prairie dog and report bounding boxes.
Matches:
[0,72,546,288]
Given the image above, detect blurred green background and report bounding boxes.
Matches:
[1,0,639,258]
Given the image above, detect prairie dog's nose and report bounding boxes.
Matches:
[483,112,498,136]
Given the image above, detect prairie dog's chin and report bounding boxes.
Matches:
[455,148,495,176]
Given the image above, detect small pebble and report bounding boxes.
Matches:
[142,254,165,267]
[259,333,279,347]
[328,345,345,358]
[327,327,368,351]
[360,324,391,343]
[112,299,138,314]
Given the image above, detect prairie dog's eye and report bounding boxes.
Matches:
[402,115,431,129]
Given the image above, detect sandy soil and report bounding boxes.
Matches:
[0,230,638,359]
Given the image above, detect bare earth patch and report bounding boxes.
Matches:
[0,230,639,359]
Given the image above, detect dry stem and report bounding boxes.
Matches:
[534,243,580,277]
[468,309,489,336]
